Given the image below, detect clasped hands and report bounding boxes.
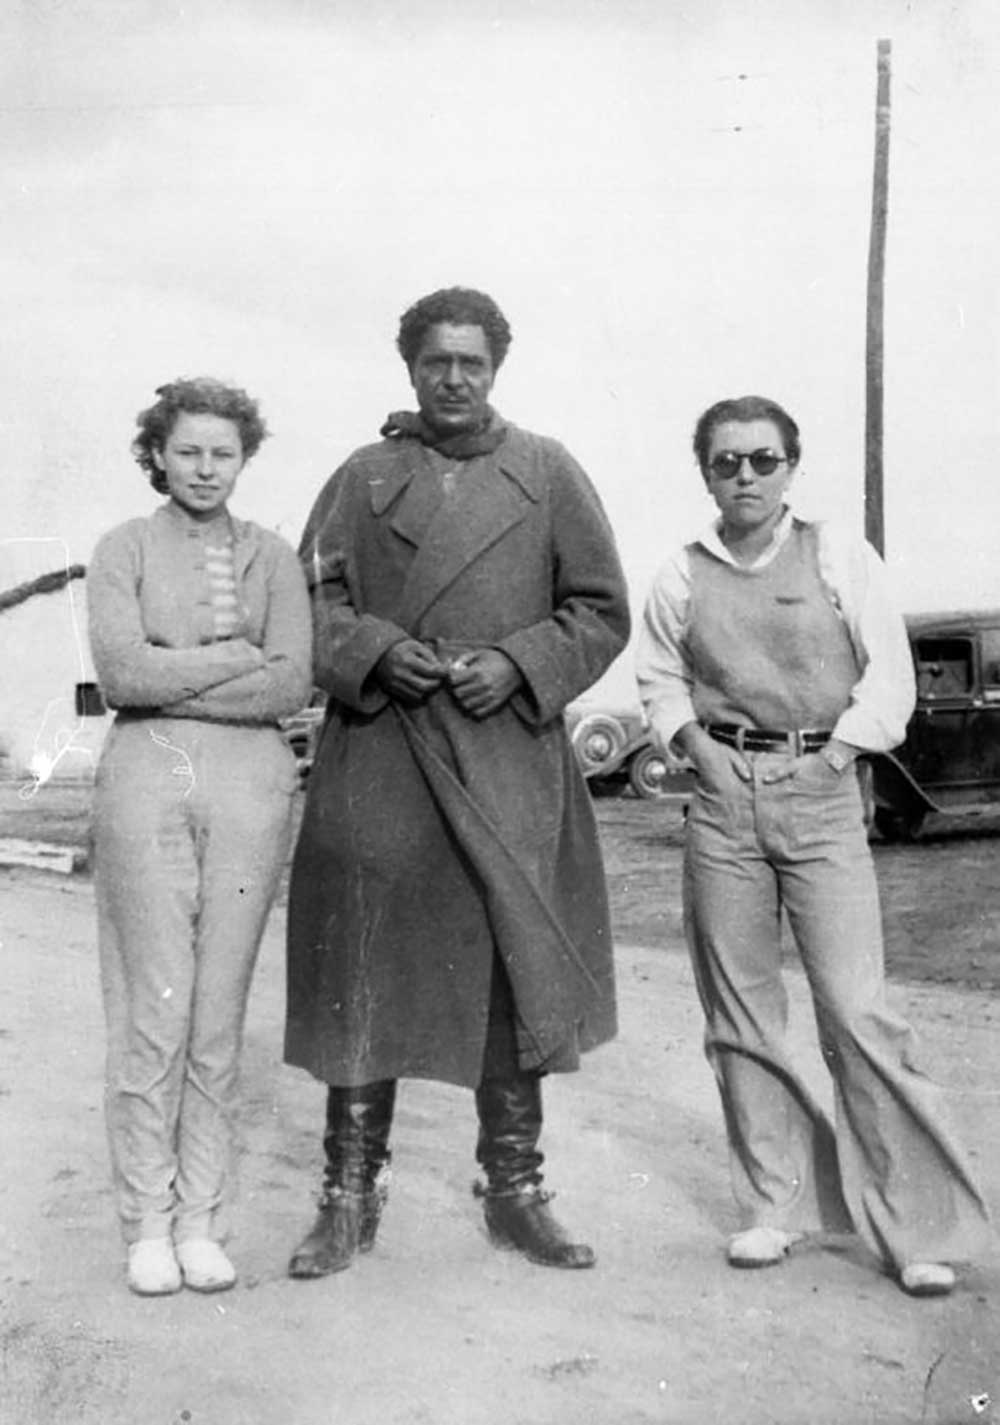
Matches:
[374,639,522,718]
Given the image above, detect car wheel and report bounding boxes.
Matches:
[570,713,628,778]
[873,805,926,842]
[627,745,674,800]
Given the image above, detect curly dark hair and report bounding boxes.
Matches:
[396,287,513,371]
[692,395,801,474]
[132,377,269,494]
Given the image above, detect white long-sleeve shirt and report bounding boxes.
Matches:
[635,509,915,755]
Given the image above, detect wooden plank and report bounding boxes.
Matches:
[0,838,85,874]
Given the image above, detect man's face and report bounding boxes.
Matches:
[410,323,495,436]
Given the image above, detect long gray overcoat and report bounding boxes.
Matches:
[284,422,630,1089]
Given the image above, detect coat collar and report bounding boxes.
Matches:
[366,424,541,511]
[364,428,542,630]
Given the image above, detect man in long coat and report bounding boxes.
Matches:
[285,287,630,1277]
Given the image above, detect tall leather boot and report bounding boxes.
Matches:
[475,1073,595,1269]
[288,1080,396,1279]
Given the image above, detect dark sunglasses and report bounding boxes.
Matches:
[708,449,788,479]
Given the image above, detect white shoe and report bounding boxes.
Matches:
[175,1238,237,1293]
[900,1262,955,1297]
[127,1238,182,1296]
[727,1226,802,1269]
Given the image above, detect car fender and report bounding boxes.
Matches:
[867,750,940,816]
[569,712,635,778]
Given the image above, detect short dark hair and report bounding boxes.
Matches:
[396,287,513,371]
[692,395,801,473]
[132,377,269,494]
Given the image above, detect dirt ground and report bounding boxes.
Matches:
[1,781,998,1425]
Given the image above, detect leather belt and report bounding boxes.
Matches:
[704,722,832,755]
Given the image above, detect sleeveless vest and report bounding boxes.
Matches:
[684,521,860,730]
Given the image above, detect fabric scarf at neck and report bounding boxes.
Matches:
[379,408,507,461]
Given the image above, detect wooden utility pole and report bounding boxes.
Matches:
[865,38,891,556]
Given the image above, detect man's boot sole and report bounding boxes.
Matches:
[288,1254,356,1280]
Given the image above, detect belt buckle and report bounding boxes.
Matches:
[792,730,804,757]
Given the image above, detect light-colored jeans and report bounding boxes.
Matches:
[94,717,297,1245]
[684,751,991,1269]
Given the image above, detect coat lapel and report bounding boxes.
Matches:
[379,451,439,547]
[367,456,416,521]
[396,451,537,630]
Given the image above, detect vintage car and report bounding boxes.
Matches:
[868,609,1000,840]
[565,702,695,802]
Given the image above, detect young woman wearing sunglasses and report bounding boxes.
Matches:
[636,394,990,1297]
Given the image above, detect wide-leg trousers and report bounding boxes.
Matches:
[684,751,991,1270]
[94,716,297,1245]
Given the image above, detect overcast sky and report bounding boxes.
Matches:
[4,0,997,702]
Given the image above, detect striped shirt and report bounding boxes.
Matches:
[204,535,240,639]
